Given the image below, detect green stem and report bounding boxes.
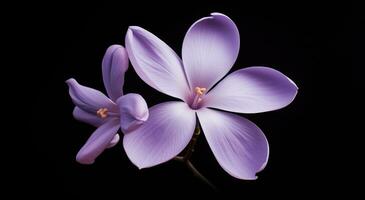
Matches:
[185,160,217,190]
[173,125,217,190]
[183,125,200,161]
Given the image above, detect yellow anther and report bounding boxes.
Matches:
[194,87,207,96]
[96,108,108,119]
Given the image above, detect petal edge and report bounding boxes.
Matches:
[204,67,298,113]
[76,118,120,164]
[182,13,240,90]
[123,102,196,169]
[102,45,129,101]
[197,108,269,180]
[116,93,149,133]
[125,26,190,101]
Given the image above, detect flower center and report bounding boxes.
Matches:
[191,87,206,109]
[96,108,108,118]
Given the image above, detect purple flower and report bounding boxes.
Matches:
[66,45,149,164]
[124,13,298,179]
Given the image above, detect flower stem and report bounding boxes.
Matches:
[185,160,217,190]
[173,125,217,190]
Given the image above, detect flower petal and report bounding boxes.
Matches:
[123,102,196,169]
[76,118,120,164]
[182,13,240,90]
[125,26,190,101]
[116,93,149,133]
[204,67,298,113]
[197,108,269,180]
[66,78,117,113]
[107,134,120,148]
[72,107,106,127]
[102,45,129,101]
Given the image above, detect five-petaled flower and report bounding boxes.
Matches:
[66,45,149,164]
[124,13,298,179]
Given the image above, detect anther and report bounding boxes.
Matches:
[96,108,108,118]
[195,87,206,96]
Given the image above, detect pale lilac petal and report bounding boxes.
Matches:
[72,107,106,127]
[116,93,149,133]
[66,78,117,113]
[102,45,129,101]
[107,134,120,148]
[204,67,298,113]
[182,13,240,90]
[197,108,269,180]
[125,26,190,101]
[76,118,120,164]
[123,102,196,169]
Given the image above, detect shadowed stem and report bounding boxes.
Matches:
[173,125,217,190]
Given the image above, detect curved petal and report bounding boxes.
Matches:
[66,78,117,113]
[107,134,120,148]
[123,102,196,169]
[76,118,120,164]
[116,93,149,133]
[182,13,240,90]
[72,107,106,127]
[73,107,119,149]
[125,26,190,101]
[102,45,129,101]
[197,108,269,180]
[204,67,298,113]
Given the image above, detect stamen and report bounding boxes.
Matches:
[96,108,108,118]
[195,87,206,95]
[191,87,206,109]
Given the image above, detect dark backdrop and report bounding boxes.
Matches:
[25,1,348,198]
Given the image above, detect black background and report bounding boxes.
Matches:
[22,1,349,198]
